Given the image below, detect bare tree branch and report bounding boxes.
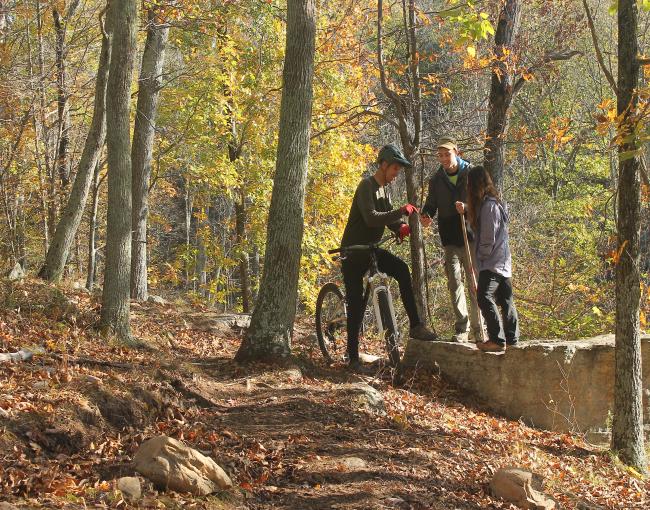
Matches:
[582,0,618,95]
[311,108,398,139]
[512,50,583,97]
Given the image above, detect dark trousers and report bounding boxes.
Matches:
[342,249,420,361]
[476,270,519,345]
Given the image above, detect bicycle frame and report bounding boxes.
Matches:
[318,233,403,366]
[349,235,400,343]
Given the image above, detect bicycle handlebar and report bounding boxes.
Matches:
[328,233,396,255]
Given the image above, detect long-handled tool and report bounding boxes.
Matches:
[460,211,486,343]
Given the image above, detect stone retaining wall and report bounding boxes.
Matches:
[402,334,650,434]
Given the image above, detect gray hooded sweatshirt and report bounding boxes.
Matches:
[474,197,512,277]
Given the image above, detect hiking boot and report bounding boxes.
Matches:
[409,323,439,342]
[450,331,469,343]
[477,341,505,352]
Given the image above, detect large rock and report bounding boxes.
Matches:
[189,313,251,334]
[7,263,25,281]
[117,476,141,501]
[402,334,650,434]
[490,467,555,510]
[147,294,167,305]
[133,435,232,495]
[340,383,385,415]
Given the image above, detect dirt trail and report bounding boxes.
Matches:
[0,280,647,509]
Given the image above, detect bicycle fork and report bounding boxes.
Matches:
[369,275,398,339]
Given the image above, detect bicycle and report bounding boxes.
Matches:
[315,234,402,367]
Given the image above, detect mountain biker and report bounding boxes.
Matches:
[340,144,439,370]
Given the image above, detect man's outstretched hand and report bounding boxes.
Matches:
[400,204,419,216]
[398,224,411,241]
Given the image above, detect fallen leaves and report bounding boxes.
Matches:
[1,280,648,509]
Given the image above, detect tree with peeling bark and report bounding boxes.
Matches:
[131,8,170,301]
[100,0,138,343]
[235,0,316,362]
[483,0,522,191]
[610,0,646,473]
[39,11,112,282]
[484,0,581,191]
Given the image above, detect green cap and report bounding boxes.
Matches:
[437,136,457,151]
[377,144,412,168]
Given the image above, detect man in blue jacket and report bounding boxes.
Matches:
[420,137,482,343]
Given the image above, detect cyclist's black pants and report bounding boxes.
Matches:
[342,248,420,362]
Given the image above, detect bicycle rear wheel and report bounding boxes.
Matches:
[315,283,347,364]
[376,289,400,367]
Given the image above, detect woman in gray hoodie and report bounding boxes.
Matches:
[463,166,519,352]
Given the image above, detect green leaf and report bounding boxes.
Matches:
[619,149,640,161]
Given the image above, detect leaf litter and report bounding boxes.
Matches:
[0,278,647,509]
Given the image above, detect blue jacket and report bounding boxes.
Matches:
[474,197,512,277]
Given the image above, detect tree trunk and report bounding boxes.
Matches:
[235,196,251,313]
[34,0,53,251]
[236,0,316,362]
[86,162,102,291]
[403,152,427,318]
[611,0,646,473]
[184,181,192,289]
[39,21,111,282]
[483,0,521,191]
[377,0,427,318]
[100,0,138,342]
[251,243,260,301]
[131,9,169,300]
[52,8,71,188]
[196,206,208,296]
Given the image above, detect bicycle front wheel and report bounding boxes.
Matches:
[377,289,400,367]
[315,282,347,364]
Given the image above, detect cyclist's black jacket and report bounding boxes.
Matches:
[341,176,405,248]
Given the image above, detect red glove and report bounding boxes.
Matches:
[398,223,411,241]
[400,204,419,216]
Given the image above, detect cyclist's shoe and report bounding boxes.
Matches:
[409,323,439,342]
[477,340,505,352]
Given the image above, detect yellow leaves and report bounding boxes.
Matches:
[440,87,452,103]
[466,45,476,58]
[624,465,645,480]
[546,117,574,151]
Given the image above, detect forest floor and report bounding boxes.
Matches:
[0,278,648,509]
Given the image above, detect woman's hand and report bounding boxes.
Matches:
[455,201,465,214]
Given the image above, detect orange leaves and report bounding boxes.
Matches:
[546,117,574,151]
[608,240,629,266]
[595,98,619,136]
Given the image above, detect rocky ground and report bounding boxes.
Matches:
[0,278,648,509]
